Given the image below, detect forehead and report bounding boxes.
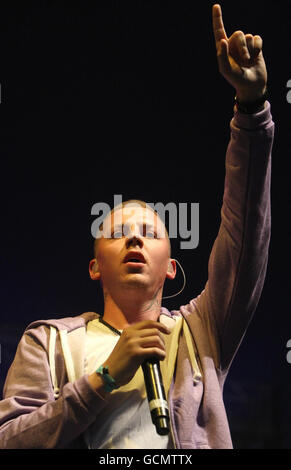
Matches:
[108,206,160,225]
[100,206,166,239]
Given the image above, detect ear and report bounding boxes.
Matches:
[166,258,176,280]
[89,258,101,281]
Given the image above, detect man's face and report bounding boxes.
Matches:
[93,206,173,298]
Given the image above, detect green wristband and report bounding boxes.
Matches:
[96,365,117,393]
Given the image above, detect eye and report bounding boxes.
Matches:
[147,231,155,238]
[143,227,157,238]
[111,230,123,239]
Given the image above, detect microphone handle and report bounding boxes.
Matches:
[142,359,170,436]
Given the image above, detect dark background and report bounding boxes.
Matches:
[0,0,290,449]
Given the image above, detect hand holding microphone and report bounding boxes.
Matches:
[100,320,170,434]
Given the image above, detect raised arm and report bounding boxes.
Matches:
[189,5,274,372]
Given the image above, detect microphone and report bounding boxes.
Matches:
[142,359,170,436]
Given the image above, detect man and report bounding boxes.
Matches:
[0,4,274,449]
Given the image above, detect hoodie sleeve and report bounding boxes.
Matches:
[192,102,274,372]
[0,324,107,449]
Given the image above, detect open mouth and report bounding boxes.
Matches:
[123,252,146,264]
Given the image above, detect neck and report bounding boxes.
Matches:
[102,288,162,330]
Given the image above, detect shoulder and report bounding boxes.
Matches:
[22,311,100,343]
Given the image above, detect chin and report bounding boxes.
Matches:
[123,273,150,289]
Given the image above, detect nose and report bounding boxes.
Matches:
[125,233,144,249]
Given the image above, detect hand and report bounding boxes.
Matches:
[101,320,170,389]
[212,4,267,102]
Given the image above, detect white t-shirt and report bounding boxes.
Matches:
[83,318,178,449]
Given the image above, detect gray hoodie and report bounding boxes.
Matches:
[0,103,274,449]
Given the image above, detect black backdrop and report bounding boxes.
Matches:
[0,0,290,449]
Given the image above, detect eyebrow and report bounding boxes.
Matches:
[111,222,157,230]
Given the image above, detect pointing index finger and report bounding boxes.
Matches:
[212,4,228,48]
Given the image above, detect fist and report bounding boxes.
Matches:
[104,320,170,388]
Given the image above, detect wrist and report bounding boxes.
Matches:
[235,87,268,114]
[88,372,109,399]
[96,365,118,393]
[235,86,267,104]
